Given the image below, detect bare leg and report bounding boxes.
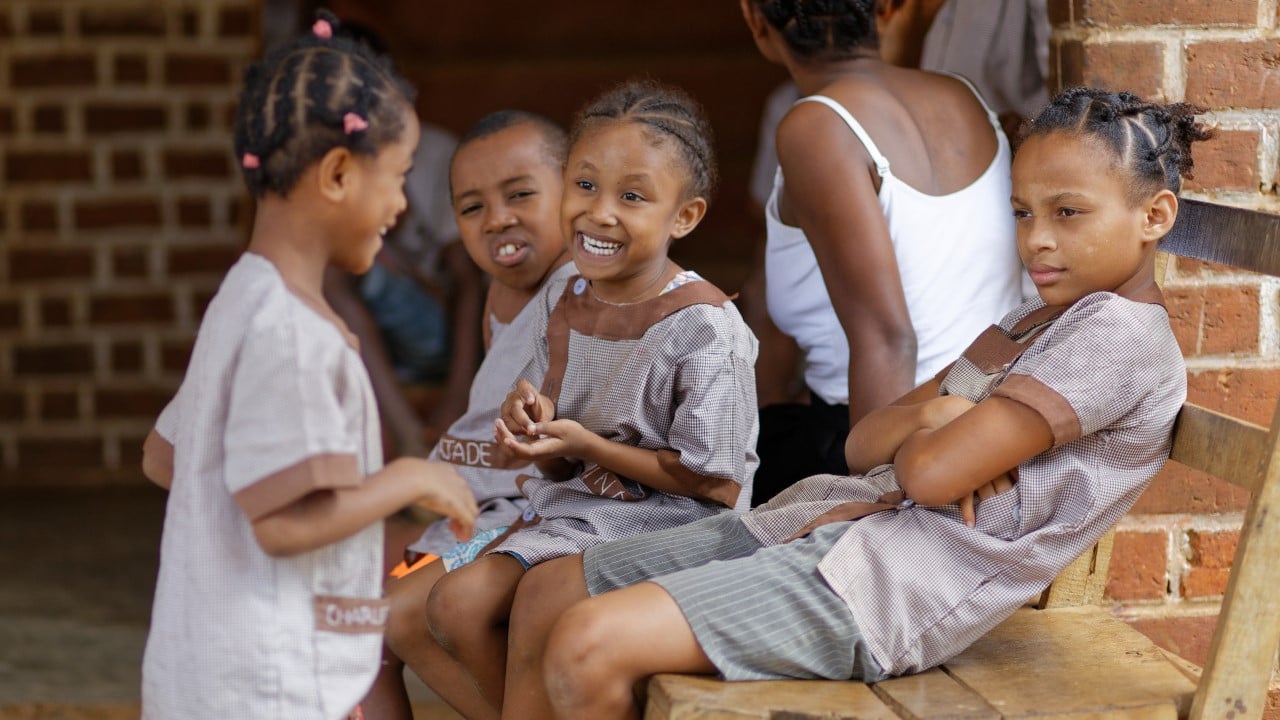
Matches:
[502,555,589,720]
[359,645,412,720]
[543,583,715,720]
[427,554,526,712]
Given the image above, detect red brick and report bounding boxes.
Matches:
[180,10,199,37]
[178,198,212,227]
[1173,257,1241,280]
[0,300,21,329]
[1105,530,1168,601]
[1181,567,1231,598]
[1049,39,1085,93]
[0,13,11,37]
[162,339,194,372]
[0,106,13,134]
[13,343,94,376]
[1083,0,1258,25]
[0,391,24,421]
[1187,367,1280,426]
[112,248,148,278]
[1185,129,1259,192]
[33,104,66,134]
[113,54,148,85]
[89,293,174,325]
[74,198,160,230]
[163,149,230,179]
[117,434,148,468]
[1188,529,1239,569]
[28,9,64,35]
[40,297,71,327]
[18,438,103,468]
[1201,285,1259,354]
[1186,40,1280,110]
[111,341,144,373]
[41,391,79,421]
[5,151,92,183]
[1133,463,1251,514]
[95,388,169,418]
[1047,0,1080,26]
[8,248,93,281]
[79,7,165,36]
[164,55,231,86]
[169,245,239,275]
[1081,42,1163,99]
[218,7,253,37]
[111,151,144,181]
[21,202,58,232]
[1126,614,1219,666]
[185,103,211,131]
[10,54,97,88]
[84,104,167,134]
[1163,286,1200,356]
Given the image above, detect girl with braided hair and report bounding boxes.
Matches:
[746,0,1028,505]
[500,87,1206,720]
[418,79,759,719]
[139,13,478,719]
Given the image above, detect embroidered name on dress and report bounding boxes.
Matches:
[436,434,528,470]
[582,463,650,501]
[314,595,391,634]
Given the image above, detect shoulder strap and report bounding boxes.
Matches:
[941,72,1002,130]
[794,95,891,178]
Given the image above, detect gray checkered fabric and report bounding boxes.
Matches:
[731,290,1185,676]
[492,277,759,565]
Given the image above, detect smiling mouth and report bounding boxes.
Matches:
[493,240,529,266]
[579,232,622,257]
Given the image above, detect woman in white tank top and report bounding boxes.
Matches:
[744,0,1025,504]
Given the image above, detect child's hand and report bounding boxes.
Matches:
[959,469,1018,528]
[411,460,479,540]
[920,394,976,430]
[494,416,594,462]
[499,379,556,437]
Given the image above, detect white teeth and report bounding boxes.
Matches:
[497,242,521,257]
[379,227,389,237]
[580,233,621,256]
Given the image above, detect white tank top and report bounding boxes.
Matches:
[764,78,1023,405]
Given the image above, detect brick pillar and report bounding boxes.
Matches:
[0,1,256,486]
[1050,1,1280,714]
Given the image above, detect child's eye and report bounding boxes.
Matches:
[576,180,595,192]
[509,190,535,201]
[1012,208,1031,220]
[1057,207,1080,218]
[459,203,482,216]
[621,191,645,202]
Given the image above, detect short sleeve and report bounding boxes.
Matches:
[154,387,182,443]
[223,317,360,520]
[991,294,1165,447]
[669,317,758,486]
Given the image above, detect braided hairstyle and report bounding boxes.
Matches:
[570,79,718,202]
[232,10,416,199]
[752,0,878,60]
[1022,87,1215,204]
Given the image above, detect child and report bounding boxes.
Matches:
[423,79,760,717]
[508,87,1208,719]
[359,110,576,720]
[137,15,478,720]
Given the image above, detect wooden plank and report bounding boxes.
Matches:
[1038,529,1114,608]
[645,674,899,720]
[1168,404,1267,493]
[943,608,1196,719]
[872,668,998,719]
[1188,402,1280,720]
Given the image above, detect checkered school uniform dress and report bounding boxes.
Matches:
[741,287,1186,676]
[490,275,759,565]
[409,263,577,556]
[142,254,389,720]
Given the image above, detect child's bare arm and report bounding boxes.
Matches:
[844,376,970,473]
[893,396,1053,506]
[251,458,478,557]
[141,429,174,489]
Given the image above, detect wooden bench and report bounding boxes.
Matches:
[645,198,1280,720]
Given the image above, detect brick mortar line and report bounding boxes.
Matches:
[1183,356,1280,371]
[1260,277,1280,359]
[1116,513,1245,531]
[1060,26,1280,43]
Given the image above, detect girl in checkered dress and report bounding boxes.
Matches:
[138,14,478,720]
[500,88,1212,719]
[418,79,760,717]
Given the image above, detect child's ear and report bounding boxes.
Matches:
[316,146,355,203]
[670,197,708,240]
[1141,189,1178,245]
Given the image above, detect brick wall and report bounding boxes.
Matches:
[1050,1,1280,712]
[0,0,256,486]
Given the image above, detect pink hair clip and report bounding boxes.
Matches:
[241,152,260,169]
[342,112,369,135]
[312,19,333,39]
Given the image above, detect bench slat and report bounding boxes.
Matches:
[645,673,899,719]
[1168,404,1267,492]
[1160,198,1280,276]
[942,608,1196,719]
[871,668,999,719]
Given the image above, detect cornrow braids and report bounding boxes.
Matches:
[752,0,878,60]
[1022,87,1215,204]
[570,79,718,201]
[232,10,417,198]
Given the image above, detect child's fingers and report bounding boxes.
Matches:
[959,493,976,527]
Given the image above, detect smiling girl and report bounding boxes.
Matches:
[417,79,760,719]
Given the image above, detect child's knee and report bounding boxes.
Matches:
[543,600,619,701]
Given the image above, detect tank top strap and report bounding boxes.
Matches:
[941,72,1002,130]
[794,95,891,178]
